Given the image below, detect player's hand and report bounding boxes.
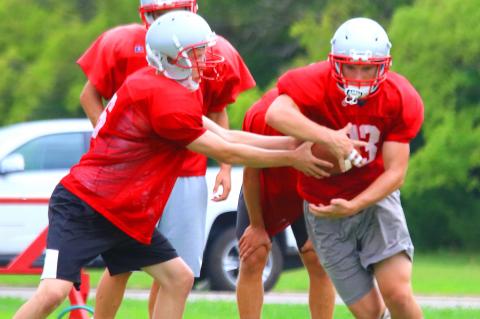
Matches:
[307,198,359,218]
[329,123,368,172]
[211,164,232,202]
[239,225,271,260]
[292,141,333,179]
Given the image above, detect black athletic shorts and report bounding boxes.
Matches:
[41,184,178,287]
[235,189,308,250]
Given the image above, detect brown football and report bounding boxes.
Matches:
[311,143,354,175]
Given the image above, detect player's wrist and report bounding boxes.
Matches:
[219,163,232,171]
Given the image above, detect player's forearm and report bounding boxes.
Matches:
[203,115,296,150]
[220,143,295,168]
[350,167,406,212]
[207,109,229,129]
[207,110,232,169]
[266,95,335,147]
[80,81,104,127]
[243,167,266,228]
[228,132,297,150]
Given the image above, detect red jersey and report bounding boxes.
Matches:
[277,61,424,205]
[78,26,255,176]
[77,24,147,100]
[242,89,302,236]
[61,67,206,244]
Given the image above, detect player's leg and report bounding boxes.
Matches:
[104,225,192,319]
[359,191,422,318]
[291,216,335,319]
[148,280,160,319]
[235,190,270,319]
[13,279,72,319]
[374,253,421,318]
[14,184,119,319]
[150,176,208,316]
[143,257,194,319]
[237,246,270,319]
[93,270,132,319]
[303,201,385,319]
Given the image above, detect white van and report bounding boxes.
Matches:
[0,119,300,291]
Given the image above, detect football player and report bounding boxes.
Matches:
[77,0,255,317]
[13,12,329,319]
[265,17,424,319]
[236,88,336,319]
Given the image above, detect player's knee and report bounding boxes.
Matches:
[382,288,413,311]
[350,303,384,319]
[241,248,269,274]
[300,250,328,278]
[35,286,69,313]
[167,267,194,296]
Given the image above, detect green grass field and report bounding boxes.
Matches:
[1,298,480,319]
[1,252,479,318]
[1,251,479,295]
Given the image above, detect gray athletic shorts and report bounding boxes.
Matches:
[158,176,208,277]
[303,190,414,305]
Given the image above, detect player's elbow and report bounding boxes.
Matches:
[265,105,281,128]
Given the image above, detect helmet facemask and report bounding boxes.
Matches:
[329,52,391,105]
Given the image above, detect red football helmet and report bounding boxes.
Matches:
[139,0,198,27]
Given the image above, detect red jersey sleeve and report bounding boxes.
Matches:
[385,76,424,143]
[203,36,256,113]
[77,24,147,100]
[276,63,326,114]
[77,30,119,100]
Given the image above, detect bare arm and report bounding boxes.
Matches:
[308,141,410,217]
[206,109,232,201]
[80,80,104,127]
[187,130,328,177]
[238,167,271,259]
[202,116,297,150]
[242,168,265,228]
[349,141,409,211]
[265,94,366,166]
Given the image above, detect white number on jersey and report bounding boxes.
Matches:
[92,94,118,138]
[348,124,381,164]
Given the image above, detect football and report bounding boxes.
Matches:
[311,143,355,175]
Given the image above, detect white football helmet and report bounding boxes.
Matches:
[329,18,392,105]
[146,11,223,90]
[139,0,198,26]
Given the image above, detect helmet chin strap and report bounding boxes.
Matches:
[178,76,200,91]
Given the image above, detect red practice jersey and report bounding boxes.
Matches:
[78,26,254,176]
[277,61,424,205]
[242,89,302,236]
[61,67,206,244]
[77,24,147,100]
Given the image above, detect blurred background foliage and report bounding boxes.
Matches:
[0,0,478,250]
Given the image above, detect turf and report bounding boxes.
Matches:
[2,298,480,319]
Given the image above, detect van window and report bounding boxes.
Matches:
[10,133,87,171]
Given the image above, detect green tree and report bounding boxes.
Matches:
[390,0,480,249]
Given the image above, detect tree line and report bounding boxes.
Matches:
[0,0,478,250]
